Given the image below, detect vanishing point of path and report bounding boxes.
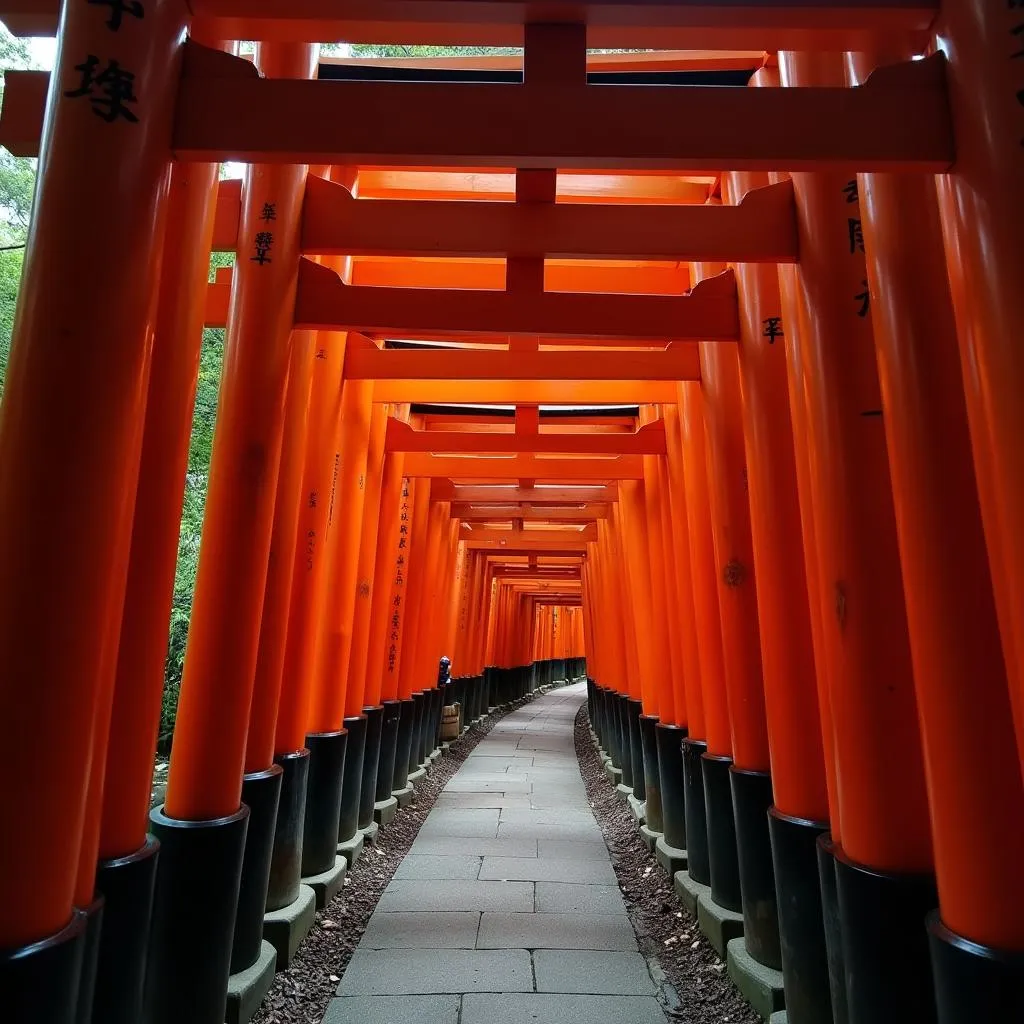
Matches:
[321,682,670,1024]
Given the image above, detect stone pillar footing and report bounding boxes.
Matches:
[627,793,647,824]
[727,936,786,1019]
[336,831,364,869]
[697,890,745,957]
[301,855,346,909]
[225,940,277,1024]
[263,884,316,970]
[392,785,414,808]
[374,796,398,826]
[638,824,661,852]
[655,838,688,877]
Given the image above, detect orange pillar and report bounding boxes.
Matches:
[779,48,935,1024]
[933,2,1024,765]
[848,47,1024,990]
[0,0,183,975]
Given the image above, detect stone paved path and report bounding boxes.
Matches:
[322,682,670,1024]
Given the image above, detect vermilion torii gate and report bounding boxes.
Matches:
[0,3,1022,1024]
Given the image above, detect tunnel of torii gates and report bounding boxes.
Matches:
[0,2,1022,1024]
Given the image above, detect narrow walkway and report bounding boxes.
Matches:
[322,683,670,1024]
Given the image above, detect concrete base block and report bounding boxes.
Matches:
[638,824,661,852]
[428,749,442,764]
[360,821,380,847]
[769,1011,788,1024]
[604,762,623,786]
[673,868,711,917]
[627,794,646,824]
[263,884,316,969]
[337,831,365,868]
[409,766,427,785]
[302,855,347,909]
[374,796,398,826]
[697,890,745,957]
[441,741,452,752]
[655,838,688,877]
[226,940,277,1024]
[615,783,632,802]
[393,784,415,808]
[727,937,786,1019]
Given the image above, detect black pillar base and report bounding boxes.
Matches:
[927,911,1024,1023]
[376,701,401,802]
[682,738,710,884]
[656,723,688,851]
[144,804,249,1024]
[639,715,662,833]
[0,910,86,1024]
[359,706,384,830]
[767,809,831,1024]
[393,699,414,792]
[834,845,938,1024]
[603,690,620,768]
[409,692,426,773]
[267,748,309,910]
[93,835,160,1024]
[702,752,740,909]
[730,768,781,969]
[425,688,441,756]
[617,695,633,789]
[627,698,645,801]
[302,730,348,876]
[232,765,283,972]
[338,716,366,845]
[817,833,849,1024]
[75,894,103,1024]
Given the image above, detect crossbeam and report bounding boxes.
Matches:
[372,380,680,403]
[463,527,597,543]
[169,49,949,171]
[403,453,644,480]
[0,0,938,50]
[302,174,799,263]
[467,538,589,553]
[297,260,738,341]
[347,340,700,384]
[452,504,610,521]
[433,483,617,503]
[387,419,667,455]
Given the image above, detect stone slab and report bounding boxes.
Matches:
[496,820,603,843]
[654,838,687,876]
[302,854,347,909]
[628,794,647,824]
[615,783,633,801]
[393,784,414,808]
[638,824,660,852]
[394,854,483,880]
[409,836,538,859]
[697,890,745,957]
[477,912,637,951]
[727,937,786,1018]
[479,856,616,885]
[338,948,534,995]
[673,868,711,916]
[409,766,427,785]
[537,839,609,860]
[225,940,277,1024]
[337,830,365,868]
[535,882,627,915]
[361,821,380,846]
[377,879,535,913]
[533,950,658,995]
[263,884,316,969]
[374,796,398,826]
[428,749,442,764]
[360,911,481,949]
[323,995,460,1024]
[461,993,668,1024]
[770,1012,789,1024]
[435,793,533,810]
[417,809,500,840]
[445,779,533,794]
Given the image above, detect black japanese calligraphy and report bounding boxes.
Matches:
[260,202,277,222]
[65,56,138,123]
[854,280,870,318]
[251,231,273,265]
[308,490,318,508]
[842,179,859,204]
[88,0,143,31]
[761,316,784,345]
[848,218,865,255]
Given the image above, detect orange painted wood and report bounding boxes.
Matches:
[301,174,798,263]
[172,52,949,170]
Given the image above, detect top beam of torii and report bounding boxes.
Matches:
[0,0,936,49]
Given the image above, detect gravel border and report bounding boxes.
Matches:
[574,703,761,1024]
[251,696,541,1024]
